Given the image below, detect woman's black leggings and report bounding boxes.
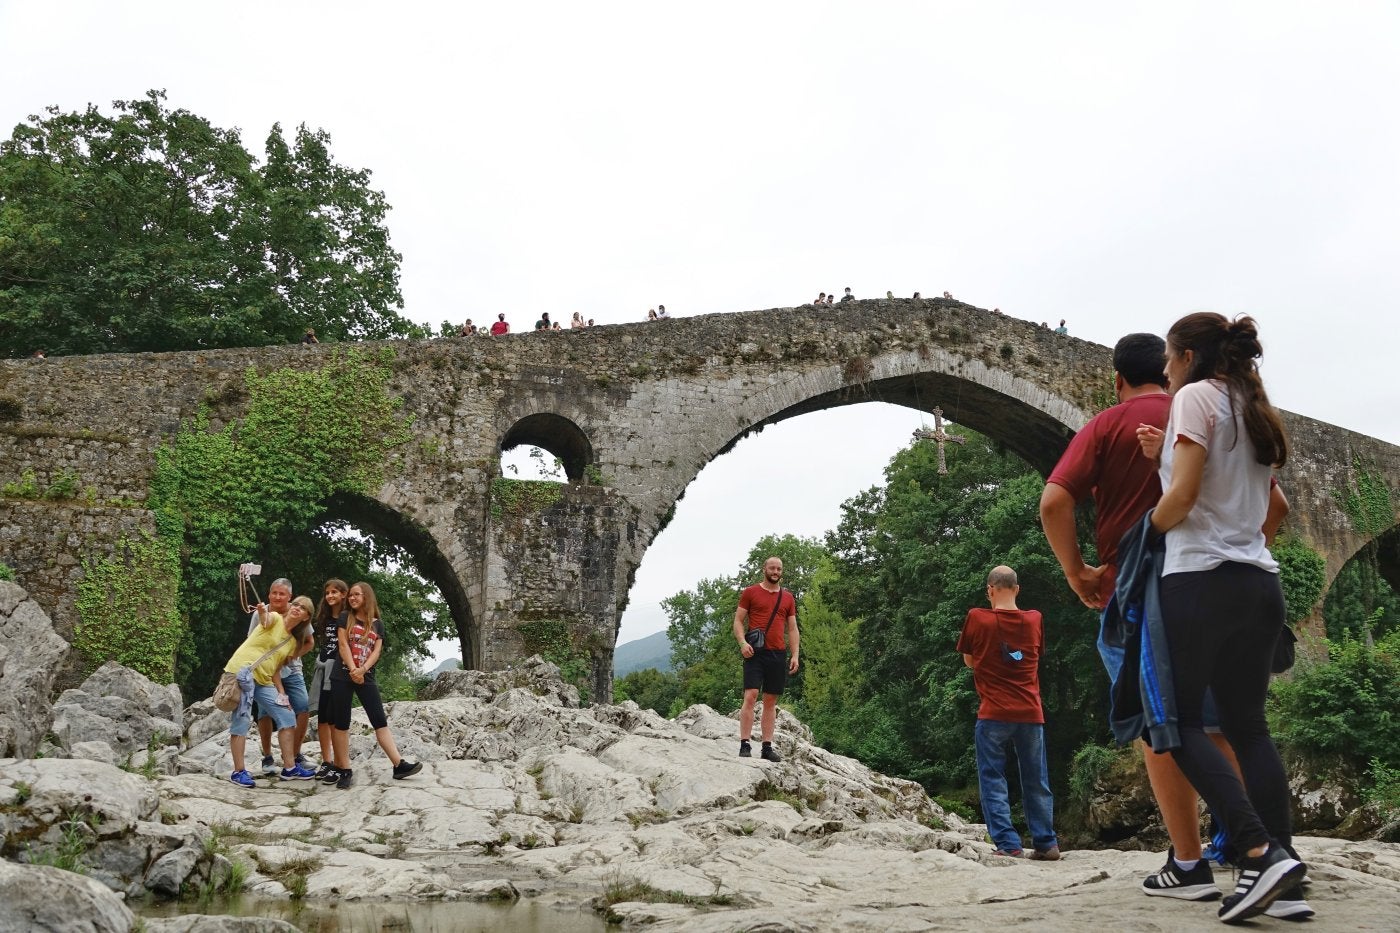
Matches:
[1161,561,1291,854]
[327,676,388,731]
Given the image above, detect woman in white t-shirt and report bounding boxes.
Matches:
[1137,312,1305,922]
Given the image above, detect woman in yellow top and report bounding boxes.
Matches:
[226,597,315,787]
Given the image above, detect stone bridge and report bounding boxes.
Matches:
[2,300,1398,698]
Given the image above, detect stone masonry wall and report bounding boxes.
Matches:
[2,299,1398,693]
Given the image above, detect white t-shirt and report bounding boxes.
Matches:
[1159,379,1278,576]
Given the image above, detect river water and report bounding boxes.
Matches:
[134,894,608,932]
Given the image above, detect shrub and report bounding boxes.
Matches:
[0,562,14,582]
[1366,758,1400,820]
[1273,536,1327,624]
[1269,629,1400,771]
[1068,742,1124,804]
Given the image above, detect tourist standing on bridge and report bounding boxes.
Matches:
[1136,312,1305,923]
[957,565,1059,860]
[490,313,509,335]
[325,581,422,788]
[840,287,854,302]
[571,312,585,329]
[535,312,552,331]
[734,557,799,762]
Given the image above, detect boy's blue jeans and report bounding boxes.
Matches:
[974,719,1058,853]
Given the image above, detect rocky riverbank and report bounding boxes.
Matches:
[3,580,1400,931]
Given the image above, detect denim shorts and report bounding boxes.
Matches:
[231,683,297,736]
[1098,608,1220,732]
[252,665,309,720]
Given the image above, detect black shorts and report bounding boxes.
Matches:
[327,676,388,731]
[743,650,788,696]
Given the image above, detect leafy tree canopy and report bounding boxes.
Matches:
[0,90,409,356]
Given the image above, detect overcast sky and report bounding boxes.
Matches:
[5,2,1397,657]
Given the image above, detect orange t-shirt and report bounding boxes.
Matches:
[738,585,795,650]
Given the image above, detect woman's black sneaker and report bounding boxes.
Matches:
[1142,847,1220,900]
[392,759,422,780]
[314,762,336,781]
[1218,844,1304,924]
[335,768,354,790]
[320,767,341,785]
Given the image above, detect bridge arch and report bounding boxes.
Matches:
[706,346,1088,479]
[319,492,479,669]
[499,413,594,482]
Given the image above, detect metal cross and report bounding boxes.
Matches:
[912,407,966,475]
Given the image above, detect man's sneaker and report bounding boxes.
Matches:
[280,764,317,781]
[294,753,309,768]
[392,759,422,780]
[1218,844,1305,924]
[320,767,341,785]
[1028,846,1062,861]
[760,744,782,763]
[739,740,752,758]
[1142,848,1221,900]
[260,755,277,776]
[335,768,354,790]
[314,762,336,780]
[1264,886,1315,921]
[229,769,256,788]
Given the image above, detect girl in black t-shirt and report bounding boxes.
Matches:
[309,578,348,780]
[325,581,421,788]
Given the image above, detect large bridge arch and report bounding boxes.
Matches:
[3,298,1399,699]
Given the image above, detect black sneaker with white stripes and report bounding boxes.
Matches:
[1142,847,1221,900]
[1218,844,1305,924]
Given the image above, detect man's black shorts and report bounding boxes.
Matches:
[743,650,788,696]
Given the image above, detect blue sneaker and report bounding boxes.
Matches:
[280,764,318,781]
[229,769,256,787]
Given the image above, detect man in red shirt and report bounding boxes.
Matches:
[489,313,509,335]
[733,556,800,762]
[957,565,1058,859]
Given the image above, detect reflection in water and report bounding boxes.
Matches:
[134,895,607,932]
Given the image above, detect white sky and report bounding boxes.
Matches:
[5,1,1397,658]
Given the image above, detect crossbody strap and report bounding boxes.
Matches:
[247,636,294,674]
[758,588,787,641]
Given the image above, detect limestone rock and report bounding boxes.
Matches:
[183,698,227,749]
[0,581,71,758]
[0,859,135,933]
[420,654,580,708]
[144,844,203,897]
[50,662,183,773]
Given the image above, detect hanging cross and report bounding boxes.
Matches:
[912,407,966,475]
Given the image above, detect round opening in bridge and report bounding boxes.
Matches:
[500,413,594,483]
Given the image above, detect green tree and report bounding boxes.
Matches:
[0,90,408,357]
[613,667,684,716]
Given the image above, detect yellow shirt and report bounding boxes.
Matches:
[225,615,296,685]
